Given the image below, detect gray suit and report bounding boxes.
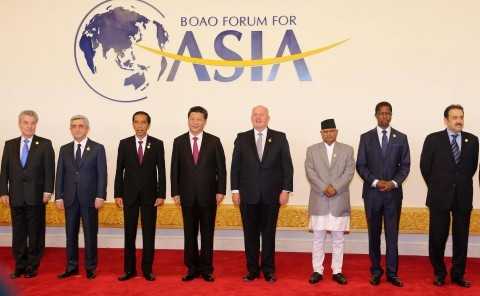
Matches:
[305,142,355,217]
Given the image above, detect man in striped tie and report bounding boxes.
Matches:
[420,104,479,288]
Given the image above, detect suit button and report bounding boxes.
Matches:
[75,172,79,175]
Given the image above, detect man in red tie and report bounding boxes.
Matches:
[114,111,166,281]
[171,106,226,282]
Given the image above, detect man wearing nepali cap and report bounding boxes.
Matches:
[305,119,355,285]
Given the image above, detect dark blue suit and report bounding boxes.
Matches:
[55,139,107,272]
[356,128,410,277]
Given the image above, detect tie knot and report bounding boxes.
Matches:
[258,132,263,137]
[77,143,81,148]
[24,139,30,144]
[382,130,387,135]
[193,137,198,142]
[138,141,143,145]
[451,134,458,139]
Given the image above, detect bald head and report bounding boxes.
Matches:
[251,105,270,130]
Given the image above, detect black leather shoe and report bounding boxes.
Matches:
[182,271,199,281]
[370,274,381,285]
[10,269,25,279]
[243,272,260,282]
[387,276,404,287]
[264,273,277,283]
[309,272,323,284]
[452,277,471,288]
[433,276,445,286]
[202,273,215,282]
[143,273,156,281]
[58,269,79,279]
[332,273,347,285]
[24,269,38,278]
[86,270,97,280]
[118,272,137,281]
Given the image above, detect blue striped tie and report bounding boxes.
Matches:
[20,139,30,168]
[451,134,460,164]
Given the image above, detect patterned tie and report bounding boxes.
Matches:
[137,141,144,165]
[381,130,388,157]
[75,143,82,167]
[451,134,461,164]
[256,132,263,160]
[192,137,199,164]
[20,139,30,168]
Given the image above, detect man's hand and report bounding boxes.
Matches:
[323,185,337,198]
[0,195,9,206]
[376,180,388,191]
[216,194,224,205]
[232,193,241,206]
[56,199,64,210]
[279,191,289,206]
[173,195,181,207]
[114,197,123,208]
[382,181,396,192]
[95,198,104,209]
[43,193,52,204]
[154,198,164,207]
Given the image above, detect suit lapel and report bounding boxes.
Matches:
[196,133,207,166]
[330,143,340,168]
[13,137,21,168]
[249,129,261,163]
[261,129,273,163]
[370,128,382,156]
[78,139,91,168]
[130,137,141,167]
[384,128,397,158]
[443,130,457,165]
[184,133,195,166]
[24,135,38,168]
[318,143,329,168]
[459,131,469,164]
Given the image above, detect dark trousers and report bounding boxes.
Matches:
[181,202,217,274]
[364,195,402,277]
[240,202,280,275]
[64,198,98,271]
[428,206,471,279]
[10,204,46,271]
[123,198,157,274]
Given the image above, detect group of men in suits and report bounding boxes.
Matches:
[0,102,478,288]
[305,102,477,288]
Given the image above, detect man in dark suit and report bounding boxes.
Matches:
[0,110,55,279]
[55,115,107,280]
[356,101,410,287]
[114,111,166,281]
[231,105,293,283]
[171,106,226,282]
[420,104,478,288]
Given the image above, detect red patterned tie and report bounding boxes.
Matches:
[137,141,144,165]
[192,137,199,164]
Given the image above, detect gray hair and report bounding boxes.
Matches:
[70,115,90,128]
[18,110,39,123]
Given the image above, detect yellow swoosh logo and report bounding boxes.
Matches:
[136,38,349,67]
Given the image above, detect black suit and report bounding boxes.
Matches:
[171,132,226,274]
[0,135,55,272]
[420,129,479,280]
[231,129,293,275]
[55,139,107,272]
[356,128,410,278]
[114,136,166,274]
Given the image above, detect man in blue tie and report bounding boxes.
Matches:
[0,110,55,279]
[420,105,479,288]
[356,101,410,287]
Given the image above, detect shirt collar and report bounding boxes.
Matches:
[135,135,148,143]
[74,137,88,147]
[447,129,461,138]
[254,127,268,135]
[21,135,33,143]
[189,131,203,140]
[324,141,336,148]
[377,126,391,134]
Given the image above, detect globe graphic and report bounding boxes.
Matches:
[74,0,169,102]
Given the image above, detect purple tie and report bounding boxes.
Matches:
[192,137,199,164]
[137,141,144,165]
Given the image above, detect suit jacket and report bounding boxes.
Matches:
[420,129,479,211]
[170,132,226,207]
[231,128,293,204]
[356,128,410,200]
[0,135,55,207]
[305,142,355,217]
[55,139,107,208]
[114,135,166,206]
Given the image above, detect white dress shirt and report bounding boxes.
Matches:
[372,126,398,188]
[73,138,88,158]
[324,142,335,166]
[135,135,148,154]
[254,127,268,155]
[189,132,203,151]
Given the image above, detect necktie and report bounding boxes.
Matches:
[256,132,263,160]
[20,139,30,168]
[75,143,82,167]
[192,137,199,164]
[451,134,461,164]
[381,130,388,157]
[137,141,144,165]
